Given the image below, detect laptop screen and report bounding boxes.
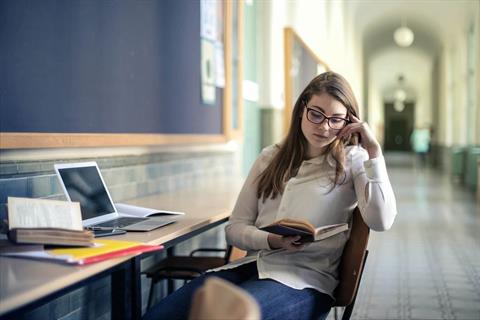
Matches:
[57,166,115,220]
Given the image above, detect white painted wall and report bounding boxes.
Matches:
[258,0,363,112]
[452,34,468,145]
[367,77,384,144]
[438,33,470,146]
[260,0,287,109]
[438,50,450,146]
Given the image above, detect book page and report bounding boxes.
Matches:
[7,197,83,231]
[115,203,185,217]
[316,224,346,234]
[313,223,348,241]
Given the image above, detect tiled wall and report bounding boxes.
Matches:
[0,146,239,319]
[0,149,238,222]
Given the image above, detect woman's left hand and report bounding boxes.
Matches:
[338,114,382,159]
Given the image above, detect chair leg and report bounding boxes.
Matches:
[341,304,353,320]
[168,279,175,294]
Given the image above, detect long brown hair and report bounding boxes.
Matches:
[257,71,360,201]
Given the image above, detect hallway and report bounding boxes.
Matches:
[343,153,480,319]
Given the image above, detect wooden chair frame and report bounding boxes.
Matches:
[333,207,370,320]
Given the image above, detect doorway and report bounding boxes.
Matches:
[384,102,415,151]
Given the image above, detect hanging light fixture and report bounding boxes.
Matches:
[394,19,414,47]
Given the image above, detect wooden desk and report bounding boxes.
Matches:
[0,181,242,319]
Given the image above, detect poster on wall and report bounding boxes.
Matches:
[201,38,216,105]
[214,42,225,88]
[200,0,226,104]
[201,0,218,41]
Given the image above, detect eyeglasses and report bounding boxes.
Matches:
[305,107,349,130]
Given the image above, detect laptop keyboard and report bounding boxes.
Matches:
[94,217,146,228]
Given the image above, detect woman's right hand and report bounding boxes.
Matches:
[267,233,306,251]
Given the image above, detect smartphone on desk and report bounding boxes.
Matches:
[92,229,127,238]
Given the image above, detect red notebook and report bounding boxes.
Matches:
[78,243,164,265]
[1,239,164,265]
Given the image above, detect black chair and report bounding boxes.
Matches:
[333,207,370,320]
[144,246,245,308]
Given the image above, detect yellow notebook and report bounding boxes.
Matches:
[1,239,163,265]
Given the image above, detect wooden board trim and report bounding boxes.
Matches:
[0,133,227,149]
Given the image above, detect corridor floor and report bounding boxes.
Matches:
[332,152,480,320]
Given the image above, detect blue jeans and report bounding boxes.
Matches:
[143,262,333,320]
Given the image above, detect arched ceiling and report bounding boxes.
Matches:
[349,0,476,105]
[362,18,442,59]
[352,0,476,57]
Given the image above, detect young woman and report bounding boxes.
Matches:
[143,71,397,320]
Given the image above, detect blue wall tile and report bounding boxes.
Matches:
[0,177,29,203]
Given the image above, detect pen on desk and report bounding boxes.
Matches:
[87,226,118,231]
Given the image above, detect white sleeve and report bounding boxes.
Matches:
[225,153,271,251]
[350,147,398,231]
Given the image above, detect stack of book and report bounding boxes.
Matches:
[2,197,164,264]
[7,197,94,247]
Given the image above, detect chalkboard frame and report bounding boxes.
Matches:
[0,1,243,149]
[283,27,330,133]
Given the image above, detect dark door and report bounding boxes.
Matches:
[384,102,414,151]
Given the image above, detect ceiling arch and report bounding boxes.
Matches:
[350,0,476,120]
[352,0,476,57]
[362,17,442,59]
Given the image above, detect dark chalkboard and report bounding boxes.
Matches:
[0,0,232,145]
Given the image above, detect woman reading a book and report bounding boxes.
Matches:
[144,71,397,320]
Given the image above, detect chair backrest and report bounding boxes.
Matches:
[189,277,261,320]
[334,207,370,306]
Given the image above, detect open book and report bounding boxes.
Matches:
[260,218,348,243]
[7,197,94,247]
[114,203,185,217]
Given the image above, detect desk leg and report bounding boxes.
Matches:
[112,256,142,320]
[167,247,175,294]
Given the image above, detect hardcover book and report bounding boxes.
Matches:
[7,197,94,246]
[8,228,94,247]
[260,218,348,243]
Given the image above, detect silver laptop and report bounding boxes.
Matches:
[54,162,175,231]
